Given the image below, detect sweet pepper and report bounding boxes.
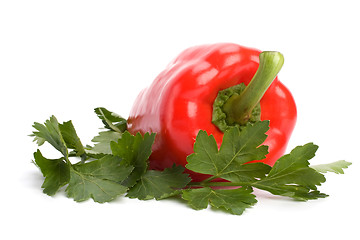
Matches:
[127,43,297,181]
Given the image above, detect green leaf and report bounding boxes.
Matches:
[186,121,271,182]
[111,131,156,187]
[253,143,327,200]
[311,160,352,174]
[94,107,127,133]
[33,150,70,196]
[72,155,134,182]
[89,131,122,154]
[31,134,45,146]
[182,187,257,215]
[32,116,68,157]
[66,169,128,203]
[59,120,85,157]
[127,165,191,200]
[65,155,131,203]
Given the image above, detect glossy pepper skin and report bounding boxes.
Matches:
[127,43,297,181]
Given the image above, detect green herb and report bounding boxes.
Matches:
[30,109,351,215]
[182,187,257,215]
[33,150,70,196]
[127,165,191,200]
[94,107,127,133]
[89,131,122,155]
[252,143,328,200]
[66,155,131,203]
[186,121,271,183]
[311,160,352,174]
[111,131,156,187]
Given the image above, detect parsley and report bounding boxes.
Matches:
[186,121,271,183]
[127,165,191,200]
[110,131,156,187]
[30,108,351,214]
[66,155,131,203]
[252,143,328,200]
[182,187,257,215]
[33,150,70,196]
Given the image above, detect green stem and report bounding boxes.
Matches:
[201,175,218,183]
[188,181,253,187]
[223,51,284,125]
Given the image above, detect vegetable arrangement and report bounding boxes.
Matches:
[31,43,351,215]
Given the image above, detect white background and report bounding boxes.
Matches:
[1,0,359,239]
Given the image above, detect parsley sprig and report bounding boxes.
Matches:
[31,108,351,215]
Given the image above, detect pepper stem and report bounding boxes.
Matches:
[223,51,284,125]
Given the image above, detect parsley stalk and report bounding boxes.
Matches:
[188,181,252,187]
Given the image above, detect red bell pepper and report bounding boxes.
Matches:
[127,43,297,181]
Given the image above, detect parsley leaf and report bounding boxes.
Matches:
[86,107,126,155]
[32,116,68,157]
[33,150,70,196]
[89,131,122,154]
[253,143,328,200]
[186,121,271,183]
[58,120,85,157]
[31,116,140,203]
[66,155,131,203]
[127,165,191,200]
[311,160,352,174]
[184,124,336,212]
[32,117,86,159]
[66,169,127,203]
[72,155,134,182]
[94,107,127,133]
[111,131,156,187]
[182,187,257,215]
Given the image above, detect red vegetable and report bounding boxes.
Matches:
[127,43,297,181]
